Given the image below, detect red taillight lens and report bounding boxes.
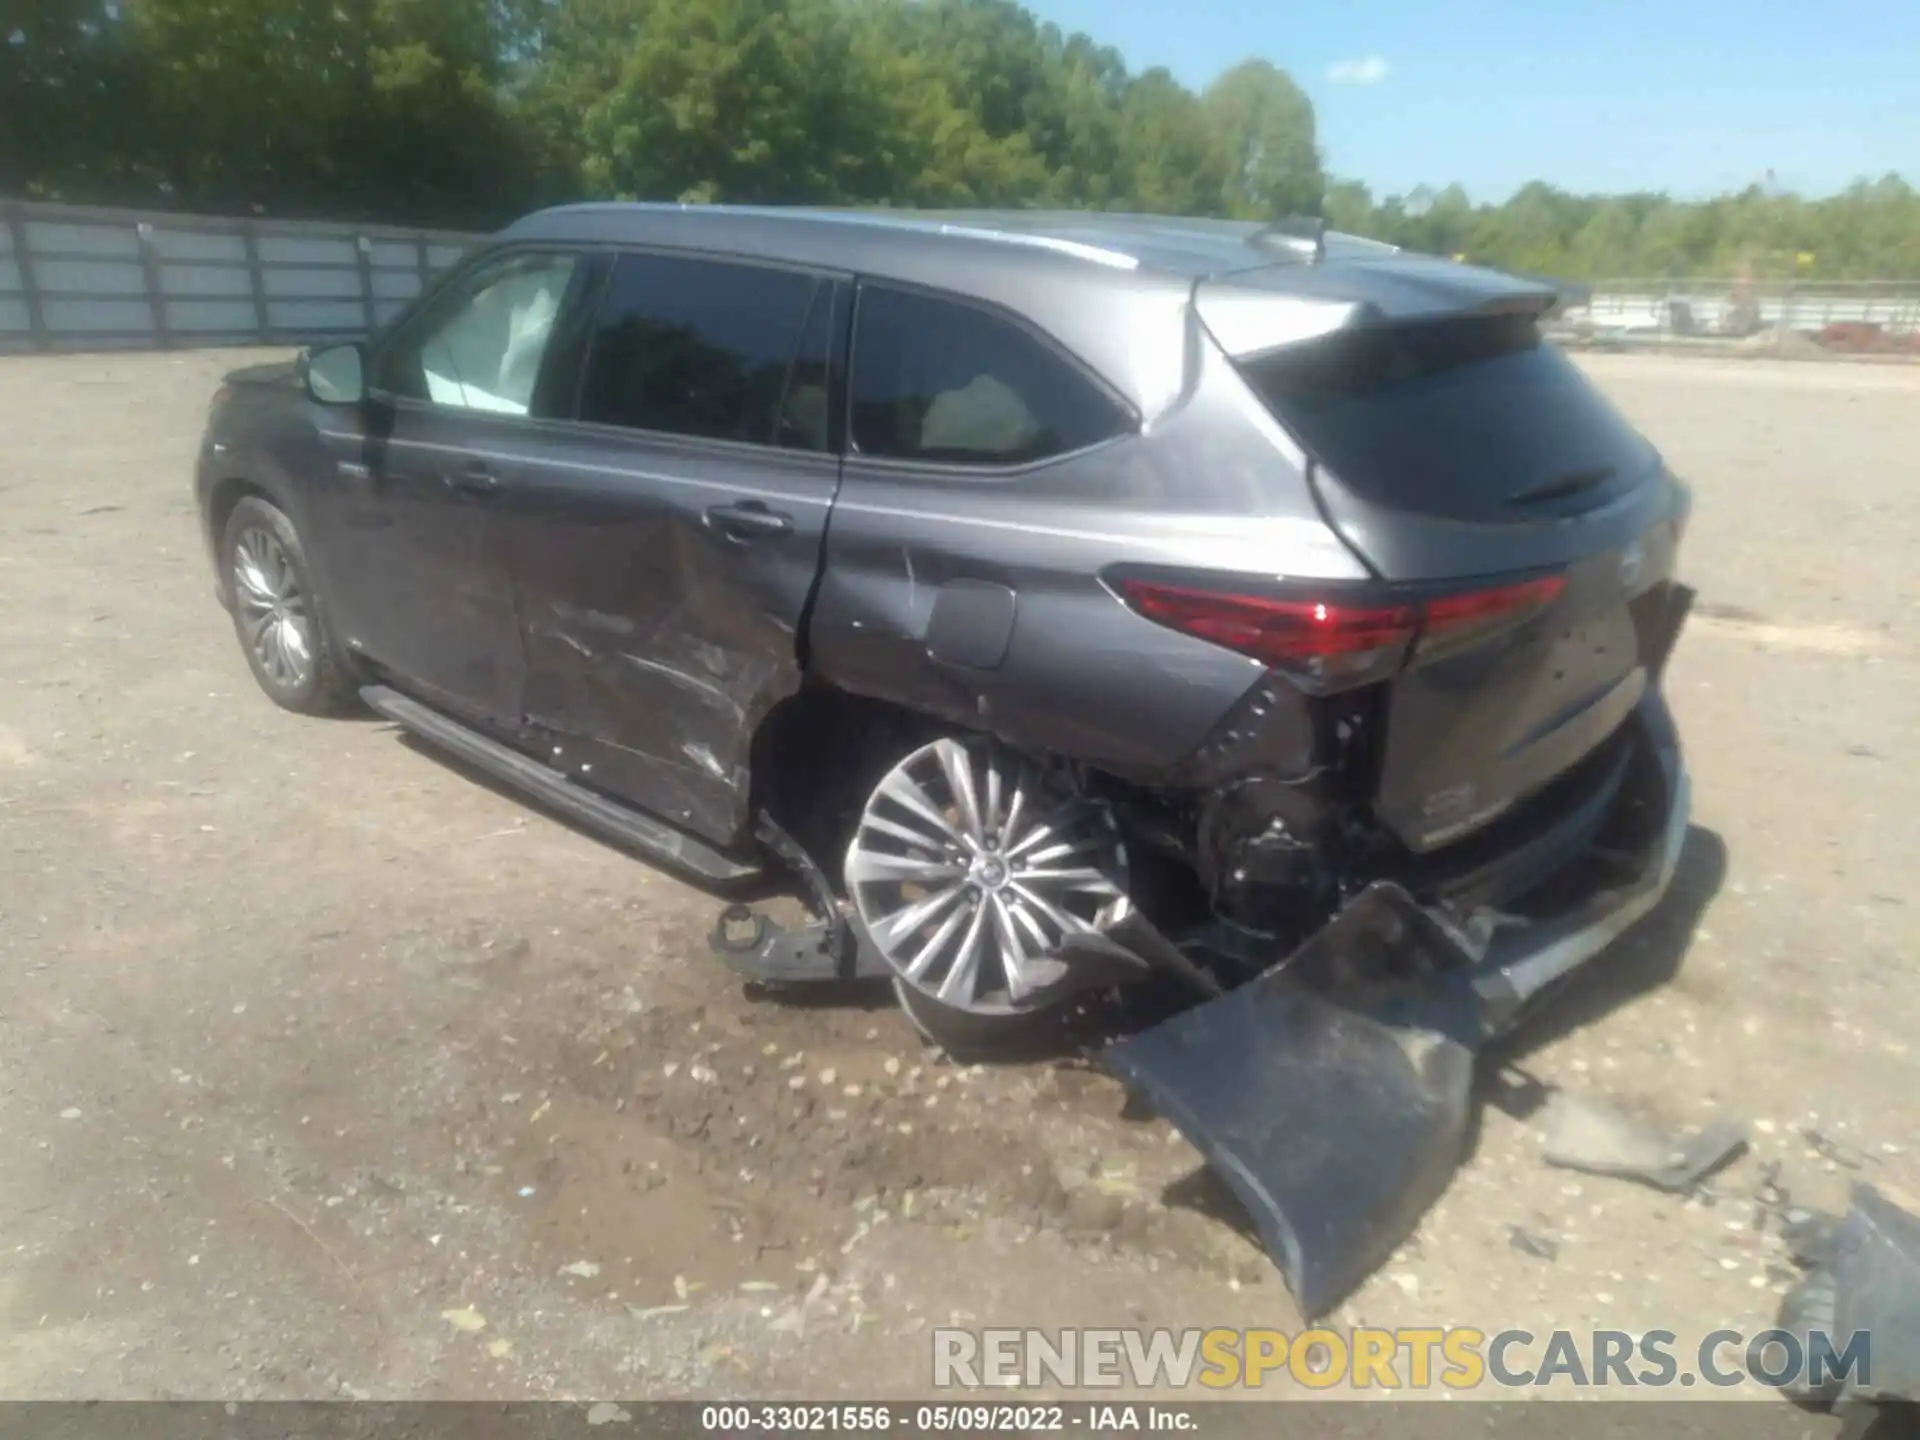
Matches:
[1116,581,1415,662]
[1114,573,1565,691]
[1423,575,1564,633]
[1114,579,1418,692]
[1414,574,1564,660]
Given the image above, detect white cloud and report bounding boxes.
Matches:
[1326,56,1391,85]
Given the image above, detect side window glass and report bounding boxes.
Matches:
[381,253,578,416]
[775,283,836,454]
[579,253,818,445]
[849,286,1128,465]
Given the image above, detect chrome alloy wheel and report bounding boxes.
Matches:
[232,525,315,690]
[845,738,1130,1016]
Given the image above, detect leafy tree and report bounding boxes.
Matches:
[1201,59,1322,219]
[1113,68,1227,214]
[119,0,533,223]
[1,0,1914,279]
[1319,178,1374,235]
[2,0,146,198]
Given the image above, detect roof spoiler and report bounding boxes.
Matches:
[1196,256,1560,361]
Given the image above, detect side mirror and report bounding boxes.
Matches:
[302,342,366,405]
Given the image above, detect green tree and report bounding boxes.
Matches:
[1,0,146,198]
[120,0,533,222]
[1113,68,1227,214]
[1201,58,1322,219]
[1319,178,1374,234]
[6,0,1918,280]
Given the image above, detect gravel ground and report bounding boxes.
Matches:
[0,349,1914,1403]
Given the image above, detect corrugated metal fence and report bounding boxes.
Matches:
[0,199,482,354]
[7,198,1920,357]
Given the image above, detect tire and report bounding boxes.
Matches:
[219,496,359,716]
[842,734,1131,1058]
[889,973,1088,1060]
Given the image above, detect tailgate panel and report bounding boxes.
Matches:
[1376,538,1670,853]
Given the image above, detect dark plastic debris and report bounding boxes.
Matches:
[1538,1089,1747,1192]
[1778,1185,1920,1409]
[1102,883,1482,1319]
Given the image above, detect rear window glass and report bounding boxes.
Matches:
[1241,313,1657,518]
[851,285,1129,465]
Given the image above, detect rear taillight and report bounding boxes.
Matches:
[1113,574,1564,692]
[1418,576,1565,654]
[1114,580,1416,692]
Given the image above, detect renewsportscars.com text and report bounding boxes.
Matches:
[932,1326,1868,1392]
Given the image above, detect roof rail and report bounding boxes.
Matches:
[1251,214,1327,264]
[928,222,1140,271]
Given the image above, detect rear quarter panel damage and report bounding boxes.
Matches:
[805,332,1366,782]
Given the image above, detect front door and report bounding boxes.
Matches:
[321,248,592,728]
[505,250,845,846]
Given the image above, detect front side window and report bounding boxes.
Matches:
[578,252,821,446]
[849,285,1129,465]
[380,252,579,416]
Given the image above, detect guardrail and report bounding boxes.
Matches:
[0,199,483,354]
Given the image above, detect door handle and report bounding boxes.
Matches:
[444,462,503,498]
[703,500,793,540]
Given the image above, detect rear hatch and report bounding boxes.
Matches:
[1200,259,1685,853]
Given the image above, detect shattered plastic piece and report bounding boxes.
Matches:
[1507,1225,1560,1260]
[440,1307,487,1333]
[1778,1186,1920,1409]
[1104,883,1481,1320]
[1538,1090,1747,1192]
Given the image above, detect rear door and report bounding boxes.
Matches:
[1226,299,1685,852]
[323,248,594,728]
[504,250,844,846]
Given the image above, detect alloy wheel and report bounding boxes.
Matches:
[232,525,315,691]
[845,737,1129,1015]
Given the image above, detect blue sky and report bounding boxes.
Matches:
[1023,0,1920,202]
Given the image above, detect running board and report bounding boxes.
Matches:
[360,684,762,887]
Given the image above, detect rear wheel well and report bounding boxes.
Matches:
[746,688,1210,923]
[749,686,942,887]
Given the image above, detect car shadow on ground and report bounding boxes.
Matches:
[385,727,796,902]
[1483,821,1730,1099]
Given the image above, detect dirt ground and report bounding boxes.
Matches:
[0,349,1914,1403]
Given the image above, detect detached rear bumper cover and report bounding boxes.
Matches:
[1102,688,1692,1318]
[1102,885,1482,1320]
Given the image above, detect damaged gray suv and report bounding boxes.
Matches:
[195,204,1693,1055]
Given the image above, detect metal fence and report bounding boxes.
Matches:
[7,199,1920,358]
[1573,278,1920,344]
[0,199,483,354]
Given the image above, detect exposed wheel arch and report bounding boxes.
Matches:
[748,684,942,884]
[205,477,278,604]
